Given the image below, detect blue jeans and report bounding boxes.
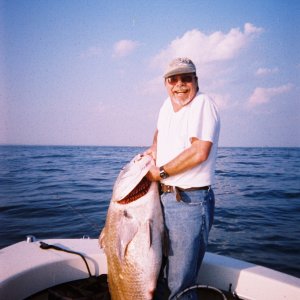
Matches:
[155,188,215,300]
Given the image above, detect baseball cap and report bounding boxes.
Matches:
[163,57,197,78]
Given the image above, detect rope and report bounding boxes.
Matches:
[40,241,93,277]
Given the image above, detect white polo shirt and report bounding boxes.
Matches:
[156,93,220,188]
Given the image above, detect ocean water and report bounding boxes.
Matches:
[0,146,299,278]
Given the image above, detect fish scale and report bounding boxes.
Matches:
[100,154,164,300]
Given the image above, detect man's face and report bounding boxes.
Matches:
[165,73,198,107]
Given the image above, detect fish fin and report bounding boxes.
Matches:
[136,220,152,250]
[117,216,139,262]
[99,227,106,249]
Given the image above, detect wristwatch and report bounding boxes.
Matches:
[159,166,169,179]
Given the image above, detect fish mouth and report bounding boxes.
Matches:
[117,176,151,204]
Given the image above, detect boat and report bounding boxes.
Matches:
[1,236,299,300]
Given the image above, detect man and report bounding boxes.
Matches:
[145,57,220,299]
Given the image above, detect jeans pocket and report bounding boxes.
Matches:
[179,190,207,206]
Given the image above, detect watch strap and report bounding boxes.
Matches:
[159,166,169,179]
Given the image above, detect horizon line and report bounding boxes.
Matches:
[0,143,299,149]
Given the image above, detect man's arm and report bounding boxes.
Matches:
[146,137,212,181]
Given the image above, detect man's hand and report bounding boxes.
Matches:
[143,146,157,161]
[146,165,160,182]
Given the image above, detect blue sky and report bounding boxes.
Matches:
[1,0,299,147]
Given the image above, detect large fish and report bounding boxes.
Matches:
[99,154,164,300]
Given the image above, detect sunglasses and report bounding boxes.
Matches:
[166,75,195,85]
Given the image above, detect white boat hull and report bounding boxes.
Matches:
[0,238,299,300]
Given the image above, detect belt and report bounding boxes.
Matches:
[160,183,210,201]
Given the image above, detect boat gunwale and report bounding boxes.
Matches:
[1,238,299,300]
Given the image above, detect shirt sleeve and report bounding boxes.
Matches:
[188,95,220,143]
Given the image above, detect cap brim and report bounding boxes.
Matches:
[164,67,196,78]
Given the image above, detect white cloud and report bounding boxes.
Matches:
[209,93,233,111]
[255,67,279,76]
[138,75,165,96]
[247,84,293,108]
[80,46,102,59]
[244,23,263,35]
[113,39,140,58]
[152,23,263,70]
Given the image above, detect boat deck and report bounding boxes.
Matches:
[26,274,239,300]
[1,238,299,300]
